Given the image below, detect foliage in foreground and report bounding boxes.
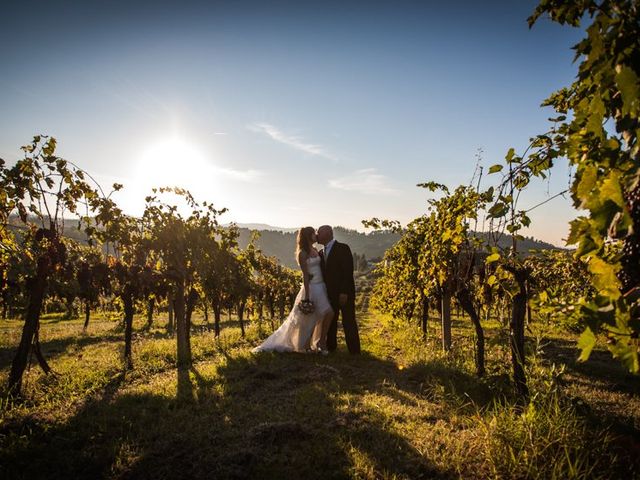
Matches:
[492,0,640,370]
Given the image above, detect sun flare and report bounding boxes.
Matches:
[134,137,212,194]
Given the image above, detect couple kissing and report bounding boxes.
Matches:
[252,225,361,355]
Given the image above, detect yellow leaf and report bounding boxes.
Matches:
[486,253,500,264]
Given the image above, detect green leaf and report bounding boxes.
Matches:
[488,203,509,218]
[575,164,597,206]
[417,181,449,193]
[514,172,530,190]
[488,164,503,174]
[600,171,624,208]
[566,217,589,246]
[576,233,598,258]
[608,337,640,374]
[43,138,57,156]
[505,148,515,162]
[586,95,605,136]
[616,66,639,116]
[577,327,596,362]
[482,186,495,201]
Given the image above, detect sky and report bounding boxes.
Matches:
[0,0,585,245]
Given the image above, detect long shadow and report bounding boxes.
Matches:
[201,351,458,479]
[0,332,124,370]
[539,337,640,396]
[0,322,195,371]
[5,306,640,479]
[1,347,487,479]
[1,369,128,479]
[5,334,638,479]
[537,336,640,442]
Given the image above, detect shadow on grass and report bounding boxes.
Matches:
[0,345,496,479]
[0,332,125,371]
[538,336,640,440]
[538,337,640,395]
[0,319,206,372]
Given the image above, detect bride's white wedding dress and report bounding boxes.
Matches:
[252,256,332,353]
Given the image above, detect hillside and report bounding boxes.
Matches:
[8,217,561,269]
[237,226,402,268]
[237,225,561,269]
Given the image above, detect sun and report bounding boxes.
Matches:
[134,137,211,194]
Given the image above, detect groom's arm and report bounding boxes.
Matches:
[338,244,354,305]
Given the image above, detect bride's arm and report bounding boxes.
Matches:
[298,251,310,301]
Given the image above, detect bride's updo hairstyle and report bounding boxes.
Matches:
[296,226,315,262]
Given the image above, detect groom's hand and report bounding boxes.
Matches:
[339,293,348,306]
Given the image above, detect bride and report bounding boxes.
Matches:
[252,227,334,354]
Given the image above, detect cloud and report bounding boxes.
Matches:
[328,169,399,195]
[249,123,337,161]
[214,166,263,182]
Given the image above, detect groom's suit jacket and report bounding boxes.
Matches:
[321,241,356,305]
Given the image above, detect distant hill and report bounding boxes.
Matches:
[472,232,559,253]
[237,226,402,268]
[9,216,562,269]
[237,225,562,269]
[7,216,90,245]
[227,223,299,233]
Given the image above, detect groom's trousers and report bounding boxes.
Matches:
[327,299,360,354]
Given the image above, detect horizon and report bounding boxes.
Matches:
[8,213,562,249]
[1,0,583,246]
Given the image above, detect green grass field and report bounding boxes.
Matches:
[1,311,639,479]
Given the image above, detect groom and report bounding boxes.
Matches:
[317,225,361,354]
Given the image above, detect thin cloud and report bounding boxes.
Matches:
[214,165,263,182]
[329,168,399,195]
[249,123,338,161]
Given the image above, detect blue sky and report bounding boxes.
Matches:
[0,1,584,245]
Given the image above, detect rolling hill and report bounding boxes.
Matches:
[8,217,562,269]
[236,224,561,269]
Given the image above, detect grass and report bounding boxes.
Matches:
[1,310,639,479]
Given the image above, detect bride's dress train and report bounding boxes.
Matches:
[252,256,332,353]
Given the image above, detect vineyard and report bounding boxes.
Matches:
[1,1,639,479]
[1,300,639,478]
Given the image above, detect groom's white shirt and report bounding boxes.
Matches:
[324,238,336,259]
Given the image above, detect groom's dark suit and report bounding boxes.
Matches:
[320,241,361,354]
